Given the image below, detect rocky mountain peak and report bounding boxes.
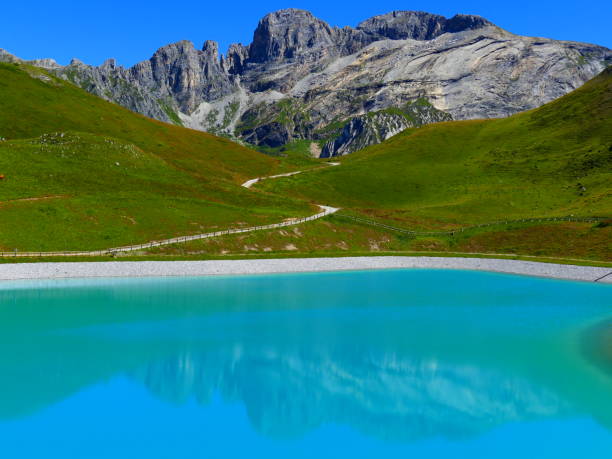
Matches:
[129,39,236,114]
[248,8,335,63]
[0,49,21,64]
[100,58,118,70]
[225,43,249,74]
[35,8,610,156]
[357,11,446,40]
[202,40,219,57]
[357,10,493,40]
[0,50,62,69]
[262,8,314,20]
[152,40,197,58]
[69,57,86,66]
[445,14,493,33]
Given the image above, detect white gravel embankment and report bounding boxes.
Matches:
[0,257,610,284]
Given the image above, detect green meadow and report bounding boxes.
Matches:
[253,67,611,260]
[259,68,612,224]
[0,61,610,260]
[0,63,312,250]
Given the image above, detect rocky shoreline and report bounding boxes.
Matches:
[0,257,610,284]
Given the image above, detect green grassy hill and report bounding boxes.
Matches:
[0,62,312,251]
[260,67,612,225]
[249,68,611,260]
[1,61,610,261]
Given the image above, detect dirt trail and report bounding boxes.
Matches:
[241,162,340,189]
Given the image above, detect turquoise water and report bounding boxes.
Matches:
[0,269,611,458]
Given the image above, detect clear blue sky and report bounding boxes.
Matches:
[2,1,610,67]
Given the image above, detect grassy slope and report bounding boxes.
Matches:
[137,217,610,263]
[0,63,312,250]
[256,139,327,172]
[0,61,609,260]
[260,68,612,225]
[249,68,612,260]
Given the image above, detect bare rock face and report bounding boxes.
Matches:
[357,11,445,40]
[130,40,237,114]
[0,48,20,64]
[320,112,411,158]
[0,49,60,69]
[56,40,239,124]
[56,56,173,123]
[22,8,610,154]
[321,100,452,157]
[286,28,610,123]
[224,43,249,74]
[356,11,492,40]
[248,9,337,63]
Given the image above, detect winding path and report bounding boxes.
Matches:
[241,162,340,189]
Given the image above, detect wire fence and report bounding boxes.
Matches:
[0,206,338,258]
[334,214,609,237]
[1,210,607,258]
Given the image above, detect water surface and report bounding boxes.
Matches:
[0,269,611,458]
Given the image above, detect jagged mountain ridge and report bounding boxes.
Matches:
[3,9,610,155]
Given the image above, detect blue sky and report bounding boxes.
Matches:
[2,1,610,66]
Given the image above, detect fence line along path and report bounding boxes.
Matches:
[108,205,339,254]
[0,205,339,258]
[337,214,608,236]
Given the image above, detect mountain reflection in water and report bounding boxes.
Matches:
[0,269,610,445]
[132,348,568,440]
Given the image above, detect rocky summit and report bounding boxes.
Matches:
[5,9,610,156]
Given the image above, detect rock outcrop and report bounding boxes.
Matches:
[321,100,452,157]
[247,9,338,63]
[7,9,610,155]
[49,40,239,124]
[356,11,493,40]
[0,49,21,64]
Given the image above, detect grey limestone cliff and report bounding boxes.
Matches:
[6,9,611,155]
[320,100,453,157]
